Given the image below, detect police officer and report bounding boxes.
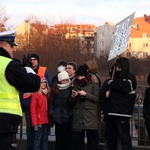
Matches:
[0,30,40,150]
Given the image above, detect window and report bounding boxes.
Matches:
[143,43,148,47]
[127,52,131,57]
[143,33,148,37]
[100,32,104,37]
[90,41,94,46]
[143,53,148,58]
[101,41,104,46]
[136,23,139,30]
[90,48,94,53]
[128,43,131,47]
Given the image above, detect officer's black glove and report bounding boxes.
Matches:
[22,53,32,67]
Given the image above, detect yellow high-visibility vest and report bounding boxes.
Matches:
[0,56,22,116]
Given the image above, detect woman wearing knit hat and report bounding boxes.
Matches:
[70,65,99,150]
[49,71,73,150]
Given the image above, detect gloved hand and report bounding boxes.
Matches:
[22,53,32,67]
[34,125,42,131]
[34,125,38,131]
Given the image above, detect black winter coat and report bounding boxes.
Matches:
[143,87,150,125]
[49,86,72,124]
[108,57,137,117]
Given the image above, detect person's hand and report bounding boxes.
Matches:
[22,53,32,67]
[42,88,49,95]
[34,125,38,131]
[78,90,86,96]
[71,90,78,98]
[34,125,42,131]
[106,91,110,98]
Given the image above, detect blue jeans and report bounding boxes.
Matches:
[34,124,49,150]
[24,110,35,150]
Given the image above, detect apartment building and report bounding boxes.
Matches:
[53,24,96,54]
[95,14,150,59]
[125,14,150,58]
[94,22,115,58]
[15,20,49,49]
[15,22,96,53]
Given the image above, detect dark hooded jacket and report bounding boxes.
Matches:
[143,73,150,125]
[108,57,137,117]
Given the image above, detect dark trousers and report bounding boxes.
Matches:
[24,110,35,150]
[0,114,21,150]
[55,122,72,150]
[105,116,132,150]
[94,130,100,150]
[72,130,96,150]
[34,124,49,150]
[146,125,150,140]
[0,133,17,150]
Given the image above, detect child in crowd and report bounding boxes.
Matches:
[30,76,50,150]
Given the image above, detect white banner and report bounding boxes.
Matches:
[108,12,135,61]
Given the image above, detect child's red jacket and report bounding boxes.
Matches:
[30,92,50,126]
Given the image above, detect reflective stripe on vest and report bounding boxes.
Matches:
[23,92,32,99]
[0,56,22,116]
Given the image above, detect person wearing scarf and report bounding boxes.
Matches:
[69,65,99,150]
[49,71,73,150]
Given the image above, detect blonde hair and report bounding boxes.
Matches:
[84,60,99,74]
[38,80,50,97]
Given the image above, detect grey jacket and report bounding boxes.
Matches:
[69,80,99,131]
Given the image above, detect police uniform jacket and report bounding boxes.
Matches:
[0,47,40,133]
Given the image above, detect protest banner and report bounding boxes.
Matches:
[108,12,135,61]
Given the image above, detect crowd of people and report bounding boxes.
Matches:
[0,29,150,150]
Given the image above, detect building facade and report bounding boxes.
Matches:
[94,14,150,59]
[125,14,150,58]
[94,22,115,58]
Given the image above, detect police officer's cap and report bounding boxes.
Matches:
[0,30,18,46]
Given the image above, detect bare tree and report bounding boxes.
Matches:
[15,18,95,77]
[0,5,8,31]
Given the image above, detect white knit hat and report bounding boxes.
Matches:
[58,71,69,82]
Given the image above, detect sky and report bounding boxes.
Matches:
[1,0,150,29]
